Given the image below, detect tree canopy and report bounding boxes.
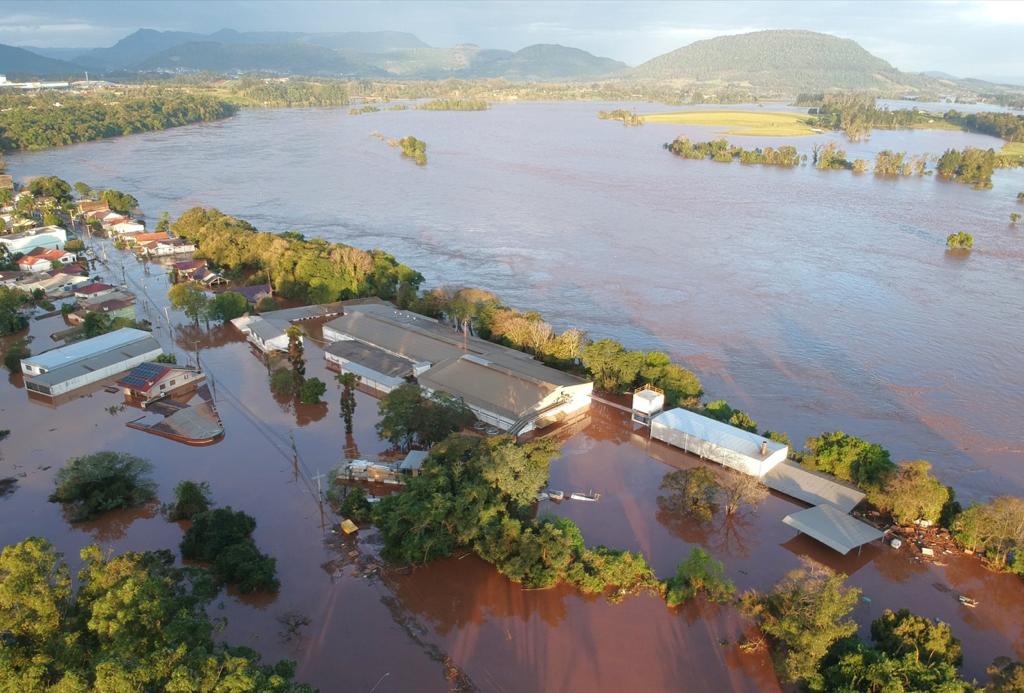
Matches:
[49,451,156,522]
[802,431,895,489]
[375,383,474,451]
[0,538,310,690]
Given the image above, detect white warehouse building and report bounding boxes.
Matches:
[21,327,163,398]
[650,408,788,477]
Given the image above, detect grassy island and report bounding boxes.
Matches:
[642,110,816,136]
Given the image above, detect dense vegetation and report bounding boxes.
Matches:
[374,434,659,597]
[0,538,309,690]
[581,339,703,405]
[163,479,213,521]
[419,98,488,111]
[226,77,349,107]
[376,382,474,451]
[48,451,157,521]
[666,136,800,166]
[952,496,1024,574]
[398,135,428,165]
[598,109,643,126]
[180,507,280,593]
[937,147,997,187]
[0,286,30,336]
[801,431,894,489]
[663,548,735,606]
[946,231,974,250]
[0,90,237,151]
[171,207,423,305]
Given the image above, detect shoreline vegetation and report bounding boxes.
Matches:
[597,109,643,126]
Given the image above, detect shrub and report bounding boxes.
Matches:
[255,296,280,313]
[208,291,248,322]
[270,368,297,396]
[664,547,735,606]
[63,239,85,252]
[49,451,156,521]
[803,431,894,489]
[298,376,326,404]
[658,468,719,522]
[180,507,279,592]
[868,460,949,525]
[164,480,212,521]
[335,486,373,523]
[3,339,29,371]
[154,353,177,364]
[946,231,973,250]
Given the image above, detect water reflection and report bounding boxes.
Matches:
[68,501,159,542]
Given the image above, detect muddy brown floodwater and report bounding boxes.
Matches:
[3,100,1024,690]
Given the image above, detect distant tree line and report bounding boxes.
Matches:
[0,90,237,151]
[227,77,349,107]
[419,98,489,111]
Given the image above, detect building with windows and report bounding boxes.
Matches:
[117,362,205,406]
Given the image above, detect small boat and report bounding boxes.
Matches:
[536,493,548,502]
[547,490,565,501]
[570,491,601,502]
[958,596,979,608]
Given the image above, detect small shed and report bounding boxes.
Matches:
[399,450,429,476]
[631,384,665,425]
[651,408,788,477]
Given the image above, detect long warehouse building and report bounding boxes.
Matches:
[21,327,163,398]
[322,303,592,435]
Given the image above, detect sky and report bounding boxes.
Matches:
[2,0,1023,81]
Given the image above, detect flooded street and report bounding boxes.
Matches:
[3,101,1024,690]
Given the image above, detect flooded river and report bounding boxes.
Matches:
[3,102,1024,690]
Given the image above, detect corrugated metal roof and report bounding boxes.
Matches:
[763,461,865,513]
[399,450,429,471]
[325,339,415,378]
[652,408,787,460]
[24,328,153,372]
[782,504,884,555]
[418,355,554,421]
[247,317,285,343]
[29,337,162,386]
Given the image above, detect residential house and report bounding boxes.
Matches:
[16,247,77,273]
[236,284,273,305]
[137,237,196,257]
[0,226,68,254]
[67,289,137,325]
[230,314,291,352]
[0,174,13,191]
[117,362,205,406]
[110,220,146,235]
[171,259,207,278]
[0,270,29,287]
[74,282,115,299]
[192,267,227,286]
[76,199,109,216]
[124,231,169,246]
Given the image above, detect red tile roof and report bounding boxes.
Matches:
[75,282,114,295]
[133,232,170,243]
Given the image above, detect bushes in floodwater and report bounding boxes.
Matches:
[164,480,213,521]
[180,507,279,593]
[399,136,427,165]
[946,231,974,250]
[664,548,735,606]
[666,136,799,166]
[49,451,156,521]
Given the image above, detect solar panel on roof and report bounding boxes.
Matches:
[119,362,168,389]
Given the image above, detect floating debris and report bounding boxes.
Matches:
[959,595,979,608]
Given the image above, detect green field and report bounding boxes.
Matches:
[640,110,817,136]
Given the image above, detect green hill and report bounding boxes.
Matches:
[135,41,385,76]
[0,44,82,78]
[631,29,930,92]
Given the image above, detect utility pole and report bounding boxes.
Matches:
[193,340,200,371]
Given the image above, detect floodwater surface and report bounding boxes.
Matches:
[3,101,1024,690]
[7,101,1023,500]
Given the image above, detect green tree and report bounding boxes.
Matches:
[48,451,156,521]
[582,338,643,392]
[868,460,950,525]
[286,325,305,387]
[658,468,720,522]
[946,231,974,250]
[951,496,1024,570]
[337,371,360,435]
[741,563,860,689]
[207,291,248,322]
[0,538,309,690]
[664,547,735,606]
[3,338,30,371]
[270,368,297,397]
[1010,212,1021,225]
[256,296,281,313]
[720,471,768,516]
[154,353,177,364]
[298,377,326,404]
[72,181,92,199]
[639,351,703,406]
[63,238,85,252]
[27,175,72,203]
[987,657,1024,692]
[167,282,209,325]
[164,480,213,521]
[803,431,894,488]
[181,507,279,593]
[155,211,170,232]
[0,286,29,336]
[100,189,139,214]
[376,383,474,451]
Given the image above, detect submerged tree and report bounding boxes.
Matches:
[49,451,156,522]
[337,372,360,434]
[659,468,720,522]
[664,547,735,606]
[286,325,305,387]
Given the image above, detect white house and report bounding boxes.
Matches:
[110,220,146,235]
[0,226,68,254]
[138,238,197,257]
[230,314,292,353]
[16,248,77,273]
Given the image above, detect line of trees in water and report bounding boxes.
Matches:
[799,92,1024,143]
[597,109,643,126]
[0,90,237,151]
[666,135,1003,187]
[419,98,489,111]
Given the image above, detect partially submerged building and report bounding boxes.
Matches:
[321,303,592,435]
[230,303,343,354]
[117,362,205,406]
[21,327,163,398]
[651,408,788,478]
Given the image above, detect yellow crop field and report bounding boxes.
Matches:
[640,110,817,136]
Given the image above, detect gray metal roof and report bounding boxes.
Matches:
[29,336,162,386]
[764,461,866,513]
[247,317,285,343]
[23,328,153,372]
[652,408,787,460]
[399,450,429,472]
[418,354,555,422]
[325,339,415,378]
[782,504,884,555]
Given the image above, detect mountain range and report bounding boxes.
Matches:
[2,27,1021,96]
